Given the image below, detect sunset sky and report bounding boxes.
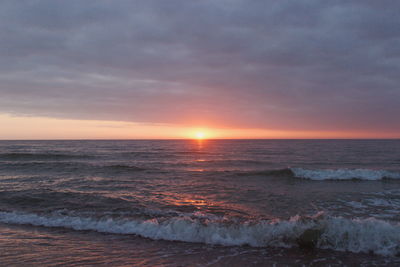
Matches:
[1,1,399,139]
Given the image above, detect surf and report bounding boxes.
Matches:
[1,211,400,256]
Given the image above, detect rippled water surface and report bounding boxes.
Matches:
[1,140,400,266]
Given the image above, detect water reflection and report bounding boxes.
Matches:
[194,139,205,150]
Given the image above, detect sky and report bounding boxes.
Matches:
[1,0,399,139]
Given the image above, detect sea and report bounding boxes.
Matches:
[1,139,400,266]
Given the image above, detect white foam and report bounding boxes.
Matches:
[291,168,400,180]
[1,211,400,256]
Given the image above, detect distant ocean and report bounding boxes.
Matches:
[1,140,400,266]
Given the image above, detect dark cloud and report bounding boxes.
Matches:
[1,0,399,132]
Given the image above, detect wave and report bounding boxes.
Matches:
[0,211,399,256]
[0,152,92,161]
[104,164,146,171]
[240,168,295,177]
[290,168,400,181]
[0,190,149,213]
[189,159,271,169]
[238,168,400,181]
[0,161,146,173]
[0,161,87,168]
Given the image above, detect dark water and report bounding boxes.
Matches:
[1,139,400,266]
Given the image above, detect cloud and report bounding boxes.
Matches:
[1,0,399,132]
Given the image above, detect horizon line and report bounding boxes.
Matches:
[0,138,399,141]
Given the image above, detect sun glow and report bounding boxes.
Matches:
[195,132,205,139]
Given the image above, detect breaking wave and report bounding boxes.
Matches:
[290,168,400,181]
[241,168,400,181]
[1,211,400,256]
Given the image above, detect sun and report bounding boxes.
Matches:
[195,132,205,139]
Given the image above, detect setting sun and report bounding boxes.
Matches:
[195,132,205,139]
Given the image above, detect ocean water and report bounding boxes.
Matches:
[1,139,400,266]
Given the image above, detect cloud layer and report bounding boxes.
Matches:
[1,0,399,132]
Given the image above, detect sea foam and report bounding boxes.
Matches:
[1,211,400,256]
